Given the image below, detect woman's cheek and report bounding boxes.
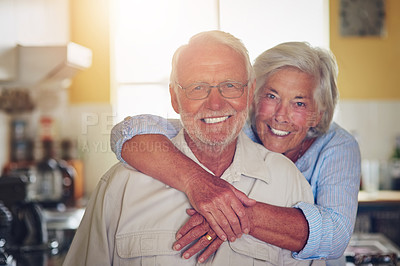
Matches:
[291,110,314,128]
[256,100,273,116]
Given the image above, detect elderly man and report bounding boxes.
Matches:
[63,31,314,265]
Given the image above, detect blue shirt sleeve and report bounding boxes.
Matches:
[110,114,181,164]
[292,125,361,260]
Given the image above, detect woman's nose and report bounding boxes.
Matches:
[274,102,289,123]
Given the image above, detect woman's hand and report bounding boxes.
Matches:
[183,174,256,242]
[174,209,224,263]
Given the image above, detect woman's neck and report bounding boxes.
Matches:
[285,138,316,163]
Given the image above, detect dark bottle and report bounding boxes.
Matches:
[391,136,400,190]
[35,140,75,208]
[61,140,82,205]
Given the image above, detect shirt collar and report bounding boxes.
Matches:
[171,130,270,184]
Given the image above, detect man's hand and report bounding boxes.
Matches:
[183,174,256,242]
[174,210,224,263]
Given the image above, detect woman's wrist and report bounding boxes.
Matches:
[182,167,214,195]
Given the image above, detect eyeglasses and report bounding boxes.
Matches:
[176,81,248,100]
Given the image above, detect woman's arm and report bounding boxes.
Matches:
[293,128,361,260]
[173,203,309,263]
[110,115,256,241]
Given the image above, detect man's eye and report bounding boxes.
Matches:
[296,102,306,107]
[222,82,240,90]
[192,85,204,91]
[266,93,275,99]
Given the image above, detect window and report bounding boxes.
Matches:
[112,0,329,121]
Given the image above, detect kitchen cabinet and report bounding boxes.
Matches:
[353,191,400,248]
[0,0,70,82]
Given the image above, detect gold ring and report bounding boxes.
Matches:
[205,234,212,241]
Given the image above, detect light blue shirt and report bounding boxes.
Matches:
[110,114,361,261]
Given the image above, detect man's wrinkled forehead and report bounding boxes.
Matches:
[176,43,247,81]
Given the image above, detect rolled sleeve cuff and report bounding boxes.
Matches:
[110,116,135,165]
[292,201,325,260]
[110,115,176,165]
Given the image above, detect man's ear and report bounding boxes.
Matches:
[169,85,180,114]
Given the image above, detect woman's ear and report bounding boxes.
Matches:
[169,85,180,114]
[247,79,256,109]
[311,110,323,127]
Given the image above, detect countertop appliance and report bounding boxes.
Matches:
[345,233,400,265]
[0,174,84,266]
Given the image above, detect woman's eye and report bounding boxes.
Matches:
[295,102,306,107]
[266,93,275,99]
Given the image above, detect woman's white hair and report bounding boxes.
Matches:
[252,42,339,137]
[169,30,255,89]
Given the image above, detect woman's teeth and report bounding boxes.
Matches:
[270,127,290,136]
[203,116,229,124]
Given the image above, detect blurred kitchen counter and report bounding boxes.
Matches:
[358,190,400,204]
[355,190,400,249]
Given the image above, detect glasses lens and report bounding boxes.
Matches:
[220,82,244,98]
[186,83,209,99]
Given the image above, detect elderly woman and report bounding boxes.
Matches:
[110,42,361,263]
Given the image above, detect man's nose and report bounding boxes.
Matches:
[204,87,224,110]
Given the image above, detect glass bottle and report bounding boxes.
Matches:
[35,140,75,208]
[390,136,400,190]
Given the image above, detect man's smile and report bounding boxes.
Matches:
[201,116,231,124]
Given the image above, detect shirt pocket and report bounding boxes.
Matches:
[228,235,280,265]
[116,230,182,266]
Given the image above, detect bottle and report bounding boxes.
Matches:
[390,136,400,190]
[393,136,400,159]
[61,140,83,205]
[35,140,76,208]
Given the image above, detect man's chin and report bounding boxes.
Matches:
[197,132,237,147]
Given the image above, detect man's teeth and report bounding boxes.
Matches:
[270,127,290,136]
[203,116,229,124]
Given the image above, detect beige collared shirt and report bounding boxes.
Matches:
[64,131,314,266]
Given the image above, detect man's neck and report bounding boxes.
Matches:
[184,132,237,177]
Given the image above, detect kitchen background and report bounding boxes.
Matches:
[1,0,399,195]
[0,0,400,264]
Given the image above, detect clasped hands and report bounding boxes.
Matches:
[176,175,256,263]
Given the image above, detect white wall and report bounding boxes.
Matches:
[334,100,400,161]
